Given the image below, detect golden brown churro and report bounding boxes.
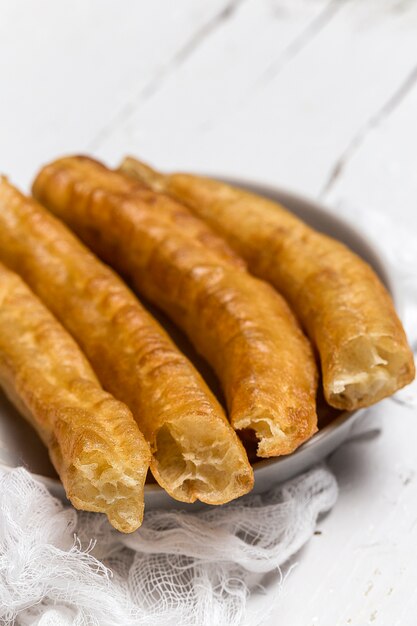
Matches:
[33,156,318,458]
[0,261,149,532]
[120,158,415,411]
[0,177,253,504]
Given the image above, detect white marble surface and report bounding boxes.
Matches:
[1,1,417,624]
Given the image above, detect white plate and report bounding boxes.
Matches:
[0,179,400,509]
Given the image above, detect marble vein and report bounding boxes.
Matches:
[88,0,248,152]
[253,0,348,89]
[320,61,417,199]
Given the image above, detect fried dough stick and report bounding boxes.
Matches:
[120,158,415,411]
[0,262,149,532]
[0,178,253,503]
[33,157,318,458]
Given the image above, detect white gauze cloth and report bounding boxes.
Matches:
[0,464,337,626]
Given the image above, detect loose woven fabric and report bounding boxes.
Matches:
[0,465,337,626]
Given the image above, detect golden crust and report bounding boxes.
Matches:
[119,159,415,410]
[33,157,318,458]
[0,177,253,504]
[0,262,149,532]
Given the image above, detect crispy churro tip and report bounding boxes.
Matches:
[151,414,254,504]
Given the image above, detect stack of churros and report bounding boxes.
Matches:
[0,154,413,533]
[118,158,415,410]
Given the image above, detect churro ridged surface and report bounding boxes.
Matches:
[33,156,318,458]
[0,262,149,532]
[0,177,253,504]
[119,159,415,411]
